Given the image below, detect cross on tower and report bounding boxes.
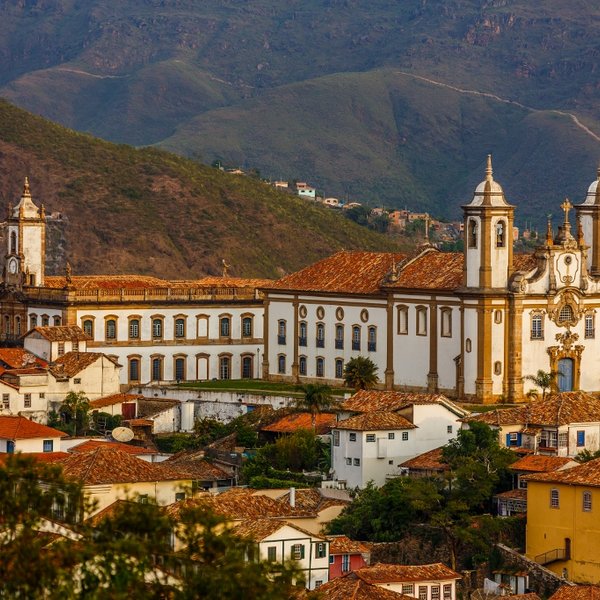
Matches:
[561,198,573,224]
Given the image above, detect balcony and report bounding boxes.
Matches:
[352,341,361,351]
[278,335,286,345]
[368,342,376,352]
[298,337,307,347]
[316,338,325,348]
[335,339,344,350]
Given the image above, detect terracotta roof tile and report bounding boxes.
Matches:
[524,457,600,487]
[316,572,411,600]
[267,251,406,295]
[356,563,461,584]
[58,447,190,485]
[234,518,327,542]
[384,250,464,290]
[329,535,370,555]
[465,392,600,427]
[276,488,351,512]
[493,489,527,501]
[335,412,416,432]
[399,447,449,472]
[0,416,67,440]
[262,412,337,434]
[0,451,69,464]
[342,391,467,417]
[164,453,232,481]
[50,352,110,378]
[550,586,600,600]
[503,594,542,600]
[0,348,47,369]
[68,440,155,456]
[90,393,143,410]
[26,325,91,342]
[509,455,577,473]
[137,399,179,418]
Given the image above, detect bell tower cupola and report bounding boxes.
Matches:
[576,166,600,276]
[4,177,46,287]
[463,155,515,290]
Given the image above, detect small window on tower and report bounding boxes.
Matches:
[468,219,478,248]
[496,220,506,247]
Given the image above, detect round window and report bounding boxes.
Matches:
[316,306,325,320]
[299,305,307,318]
[336,307,344,321]
[360,309,369,323]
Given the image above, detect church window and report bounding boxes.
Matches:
[151,357,163,381]
[241,316,253,338]
[175,318,185,338]
[416,306,427,336]
[585,314,595,339]
[316,357,325,377]
[28,274,35,286]
[316,323,325,348]
[241,355,253,378]
[82,319,93,337]
[368,327,377,352]
[53,316,61,326]
[299,355,307,376]
[129,358,140,382]
[278,354,286,374]
[559,305,574,323]
[105,319,117,340]
[583,491,592,512]
[219,316,231,338]
[441,308,452,337]
[30,314,38,329]
[496,220,506,247]
[278,320,286,344]
[335,358,344,379]
[397,306,408,334]
[298,321,308,346]
[10,231,16,254]
[175,357,186,381]
[41,315,49,327]
[494,310,503,324]
[129,318,140,339]
[152,318,163,339]
[335,324,344,349]
[219,356,231,380]
[494,361,502,376]
[550,489,560,509]
[15,317,21,336]
[352,326,361,351]
[468,219,478,248]
[3,316,10,335]
[531,314,543,340]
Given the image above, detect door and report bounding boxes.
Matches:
[558,358,574,392]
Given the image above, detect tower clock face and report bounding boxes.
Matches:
[8,259,17,274]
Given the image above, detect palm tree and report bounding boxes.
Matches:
[343,356,379,390]
[523,369,561,400]
[295,383,338,431]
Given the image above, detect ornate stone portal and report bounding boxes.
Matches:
[547,330,584,391]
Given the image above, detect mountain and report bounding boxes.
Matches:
[0,99,399,279]
[1,1,599,221]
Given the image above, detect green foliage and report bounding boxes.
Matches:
[90,411,122,433]
[576,448,600,463]
[524,369,561,399]
[345,205,371,226]
[343,356,379,390]
[58,391,91,437]
[294,383,338,430]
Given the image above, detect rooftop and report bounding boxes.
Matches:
[509,455,577,473]
[0,416,67,440]
[314,572,410,600]
[274,488,351,513]
[233,518,326,542]
[335,412,416,432]
[329,535,370,555]
[68,440,155,456]
[550,586,600,600]
[0,348,47,369]
[356,563,461,584]
[90,393,144,410]
[25,325,91,342]
[261,412,337,435]
[165,451,232,481]
[524,457,600,487]
[51,351,116,378]
[399,447,449,472]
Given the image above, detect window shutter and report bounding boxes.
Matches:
[506,433,511,446]
[300,545,305,559]
[578,431,585,446]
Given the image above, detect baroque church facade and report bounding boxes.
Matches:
[2,158,600,403]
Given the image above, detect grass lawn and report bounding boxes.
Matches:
[177,379,349,396]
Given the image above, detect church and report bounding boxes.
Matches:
[2,158,600,403]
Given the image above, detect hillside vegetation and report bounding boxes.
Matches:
[0,99,399,279]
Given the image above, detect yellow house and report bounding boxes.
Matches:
[525,458,600,583]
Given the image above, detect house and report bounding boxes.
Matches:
[399,447,450,479]
[315,572,411,599]
[58,446,192,515]
[234,519,330,590]
[464,392,600,457]
[328,535,370,579]
[23,326,91,361]
[89,392,144,418]
[261,412,338,439]
[524,457,600,583]
[353,563,462,599]
[0,415,66,453]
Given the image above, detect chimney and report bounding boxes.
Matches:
[289,487,296,508]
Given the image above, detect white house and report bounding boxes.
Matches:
[0,415,66,453]
[23,325,90,362]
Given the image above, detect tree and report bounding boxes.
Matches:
[343,356,379,390]
[344,205,371,226]
[59,391,91,436]
[295,383,338,431]
[524,369,560,400]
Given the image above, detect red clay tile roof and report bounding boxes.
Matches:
[466,392,600,427]
[58,446,190,485]
[50,351,112,378]
[276,488,351,512]
[356,563,461,584]
[550,586,600,600]
[0,451,69,464]
[524,458,600,487]
[0,348,47,369]
[90,393,144,409]
[262,412,337,435]
[335,412,416,432]
[493,489,527,501]
[164,453,232,481]
[0,416,67,440]
[317,572,411,600]
[509,455,577,473]
[329,535,370,555]
[399,447,449,472]
[234,518,327,542]
[503,594,542,600]
[127,418,154,427]
[266,251,406,295]
[26,325,92,342]
[342,391,467,417]
[68,440,155,456]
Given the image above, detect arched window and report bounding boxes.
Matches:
[335,358,344,379]
[531,314,543,340]
[559,305,574,323]
[352,326,361,351]
[496,220,506,247]
[241,355,253,379]
[335,324,344,349]
[316,357,325,377]
[15,316,21,336]
[278,320,286,344]
[219,356,231,380]
[468,219,478,248]
[105,319,117,340]
[152,318,163,339]
[316,323,325,348]
[175,357,186,381]
[550,488,560,509]
[129,358,140,382]
[4,316,10,335]
[365,327,375,352]
[41,315,49,327]
[30,314,38,329]
[583,491,592,512]
[10,231,16,254]
[53,316,61,326]
[129,318,140,339]
[299,356,307,376]
[242,316,253,338]
[416,306,427,336]
[441,307,452,338]
[299,321,307,346]
[278,354,286,374]
[219,316,231,338]
[397,305,409,335]
[82,319,93,337]
[175,318,185,338]
[585,313,595,339]
[151,357,163,381]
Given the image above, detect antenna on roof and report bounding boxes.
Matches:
[111,427,134,443]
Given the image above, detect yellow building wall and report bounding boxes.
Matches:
[526,482,600,583]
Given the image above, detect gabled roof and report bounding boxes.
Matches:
[58,447,189,485]
[550,586,600,600]
[261,412,337,435]
[335,412,416,432]
[265,251,406,295]
[164,452,232,481]
[50,351,114,378]
[0,348,47,369]
[509,455,577,473]
[68,440,156,456]
[234,518,327,542]
[0,416,67,440]
[25,325,92,342]
[329,535,370,555]
[399,447,449,472]
[524,457,600,488]
[493,489,527,501]
[90,393,144,409]
[465,392,600,428]
[356,563,461,584]
[316,572,411,600]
